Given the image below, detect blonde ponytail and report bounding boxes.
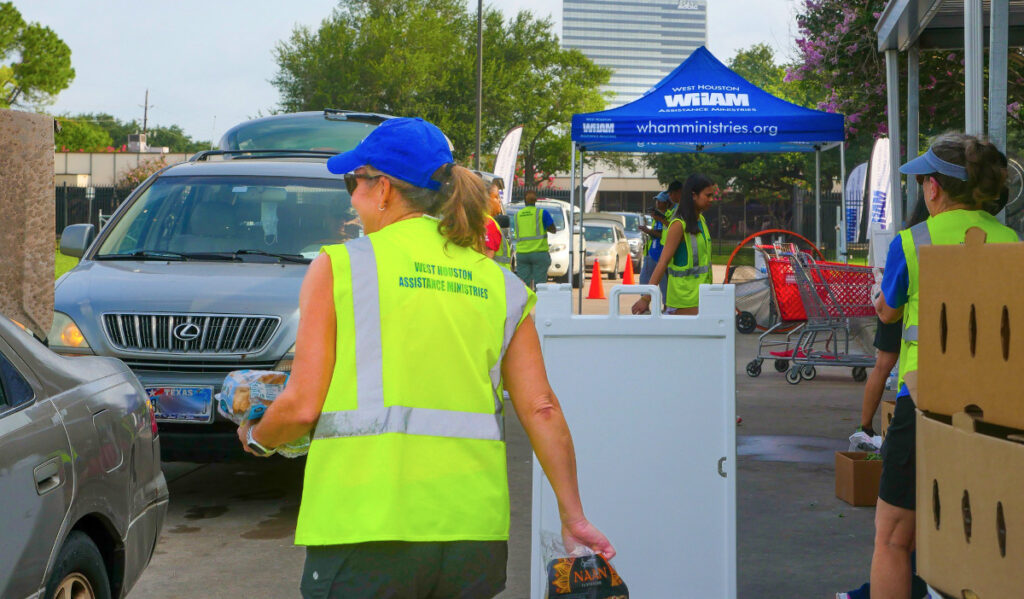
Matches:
[366,163,488,252]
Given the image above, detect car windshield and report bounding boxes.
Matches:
[96,175,355,261]
[619,213,641,232]
[219,114,379,152]
[584,226,614,243]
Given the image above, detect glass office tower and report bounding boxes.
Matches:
[562,0,708,107]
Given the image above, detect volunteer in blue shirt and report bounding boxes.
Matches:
[638,192,670,309]
[868,133,1018,599]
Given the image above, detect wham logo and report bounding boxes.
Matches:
[664,92,749,108]
[582,122,614,134]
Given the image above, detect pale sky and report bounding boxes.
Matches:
[13,0,798,142]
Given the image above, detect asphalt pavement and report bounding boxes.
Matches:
[129,277,889,599]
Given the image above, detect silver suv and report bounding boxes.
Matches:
[54,153,354,461]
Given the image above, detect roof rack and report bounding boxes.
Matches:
[322,109,393,123]
[188,149,338,162]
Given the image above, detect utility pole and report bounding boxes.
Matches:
[140,89,153,135]
[475,0,482,170]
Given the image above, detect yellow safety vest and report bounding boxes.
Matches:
[896,209,1018,392]
[662,213,712,309]
[295,216,536,545]
[488,215,512,267]
[515,206,549,254]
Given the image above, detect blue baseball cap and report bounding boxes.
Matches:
[326,117,454,191]
[899,147,968,181]
[654,191,670,203]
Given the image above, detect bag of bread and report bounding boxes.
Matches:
[215,370,309,458]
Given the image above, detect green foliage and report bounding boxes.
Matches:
[56,113,210,153]
[54,117,113,151]
[271,0,609,179]
[0,2,74,108]
[647,44,828,213]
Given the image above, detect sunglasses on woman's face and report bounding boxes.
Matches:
[344,173,382,194]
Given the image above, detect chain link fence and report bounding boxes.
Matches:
[55,185,135,236]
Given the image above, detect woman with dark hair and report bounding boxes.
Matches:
[632,173,718,315]
[865,132,1018,599]
[236,117,613,598]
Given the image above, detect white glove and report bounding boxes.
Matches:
[871,268,883,302]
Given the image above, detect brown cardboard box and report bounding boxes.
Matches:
[880,399,896,439]
[916,411,1024,599]
[917,228,1024,430]
[835,451,882,507]
[0,110,55,339]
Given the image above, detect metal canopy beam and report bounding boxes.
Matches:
[877,0,1024,51]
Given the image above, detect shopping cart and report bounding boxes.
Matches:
[744,244,810,378]
[781,252,876,385]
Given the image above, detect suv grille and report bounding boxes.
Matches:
[122,358,278,373]
[103,313,279,354]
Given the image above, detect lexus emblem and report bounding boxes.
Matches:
[173,322,202,342]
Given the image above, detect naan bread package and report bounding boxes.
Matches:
[215,370,309,458]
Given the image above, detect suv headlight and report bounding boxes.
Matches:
[48,312,92,353]
[274,343,296,372]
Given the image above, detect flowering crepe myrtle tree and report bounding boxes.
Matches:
[788,0,1024,152]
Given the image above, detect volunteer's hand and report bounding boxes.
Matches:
[871,267,884,303]
[562,517,616,560]
[237,421,262,456]
[631,295,652,314]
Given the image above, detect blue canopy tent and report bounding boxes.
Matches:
[567,47,846,299]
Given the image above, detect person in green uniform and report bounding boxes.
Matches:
[514,191,557,290]
[868,132,1018,599]
[236,118,614,598]
[632,174,719,315]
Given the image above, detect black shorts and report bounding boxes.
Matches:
[874,317,903,354]
[300,540,507,599]
[878,394,916,510]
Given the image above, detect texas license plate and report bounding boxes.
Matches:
[146,386,214,423]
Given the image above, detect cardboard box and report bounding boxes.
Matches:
[917,228,1024,430]
[880,399,896,439]
[0,110,55,339]
[835,451,882,507]
[916,411,1024,598]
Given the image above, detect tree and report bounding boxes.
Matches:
[271,0,609,178]
[788,0,1024,152]
[54,117,113,151]
[57,113,211,152]
[647,44,828,227]
[0,2,74,108]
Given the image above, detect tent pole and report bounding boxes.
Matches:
[839,142,847,262]
[885,49,904,231]
[965,0,984,135]
[569,142,577,313]
[815,148,821,251]
[907,44,920,224]
[577,148,585,315]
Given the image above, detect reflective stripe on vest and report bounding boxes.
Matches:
[668,233,709,277]
[901,221,932,343]
[313,236,529,442]
[516,209,546,241]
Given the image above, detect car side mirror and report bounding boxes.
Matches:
[60,224,96,258]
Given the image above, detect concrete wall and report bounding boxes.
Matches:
[55,151,191,186]
[0,109,55,338]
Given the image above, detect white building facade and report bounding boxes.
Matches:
[562,0,708,107]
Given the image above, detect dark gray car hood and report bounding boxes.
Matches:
[55,260,308,316]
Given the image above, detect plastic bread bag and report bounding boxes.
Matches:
[542,532,628,599]
[215,370,310,458]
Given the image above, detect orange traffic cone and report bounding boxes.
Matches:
[622,256,636,285]
[586,260,606,299]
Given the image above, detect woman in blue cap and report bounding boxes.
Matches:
[236,117,614,598]
[864,132,1017,599]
